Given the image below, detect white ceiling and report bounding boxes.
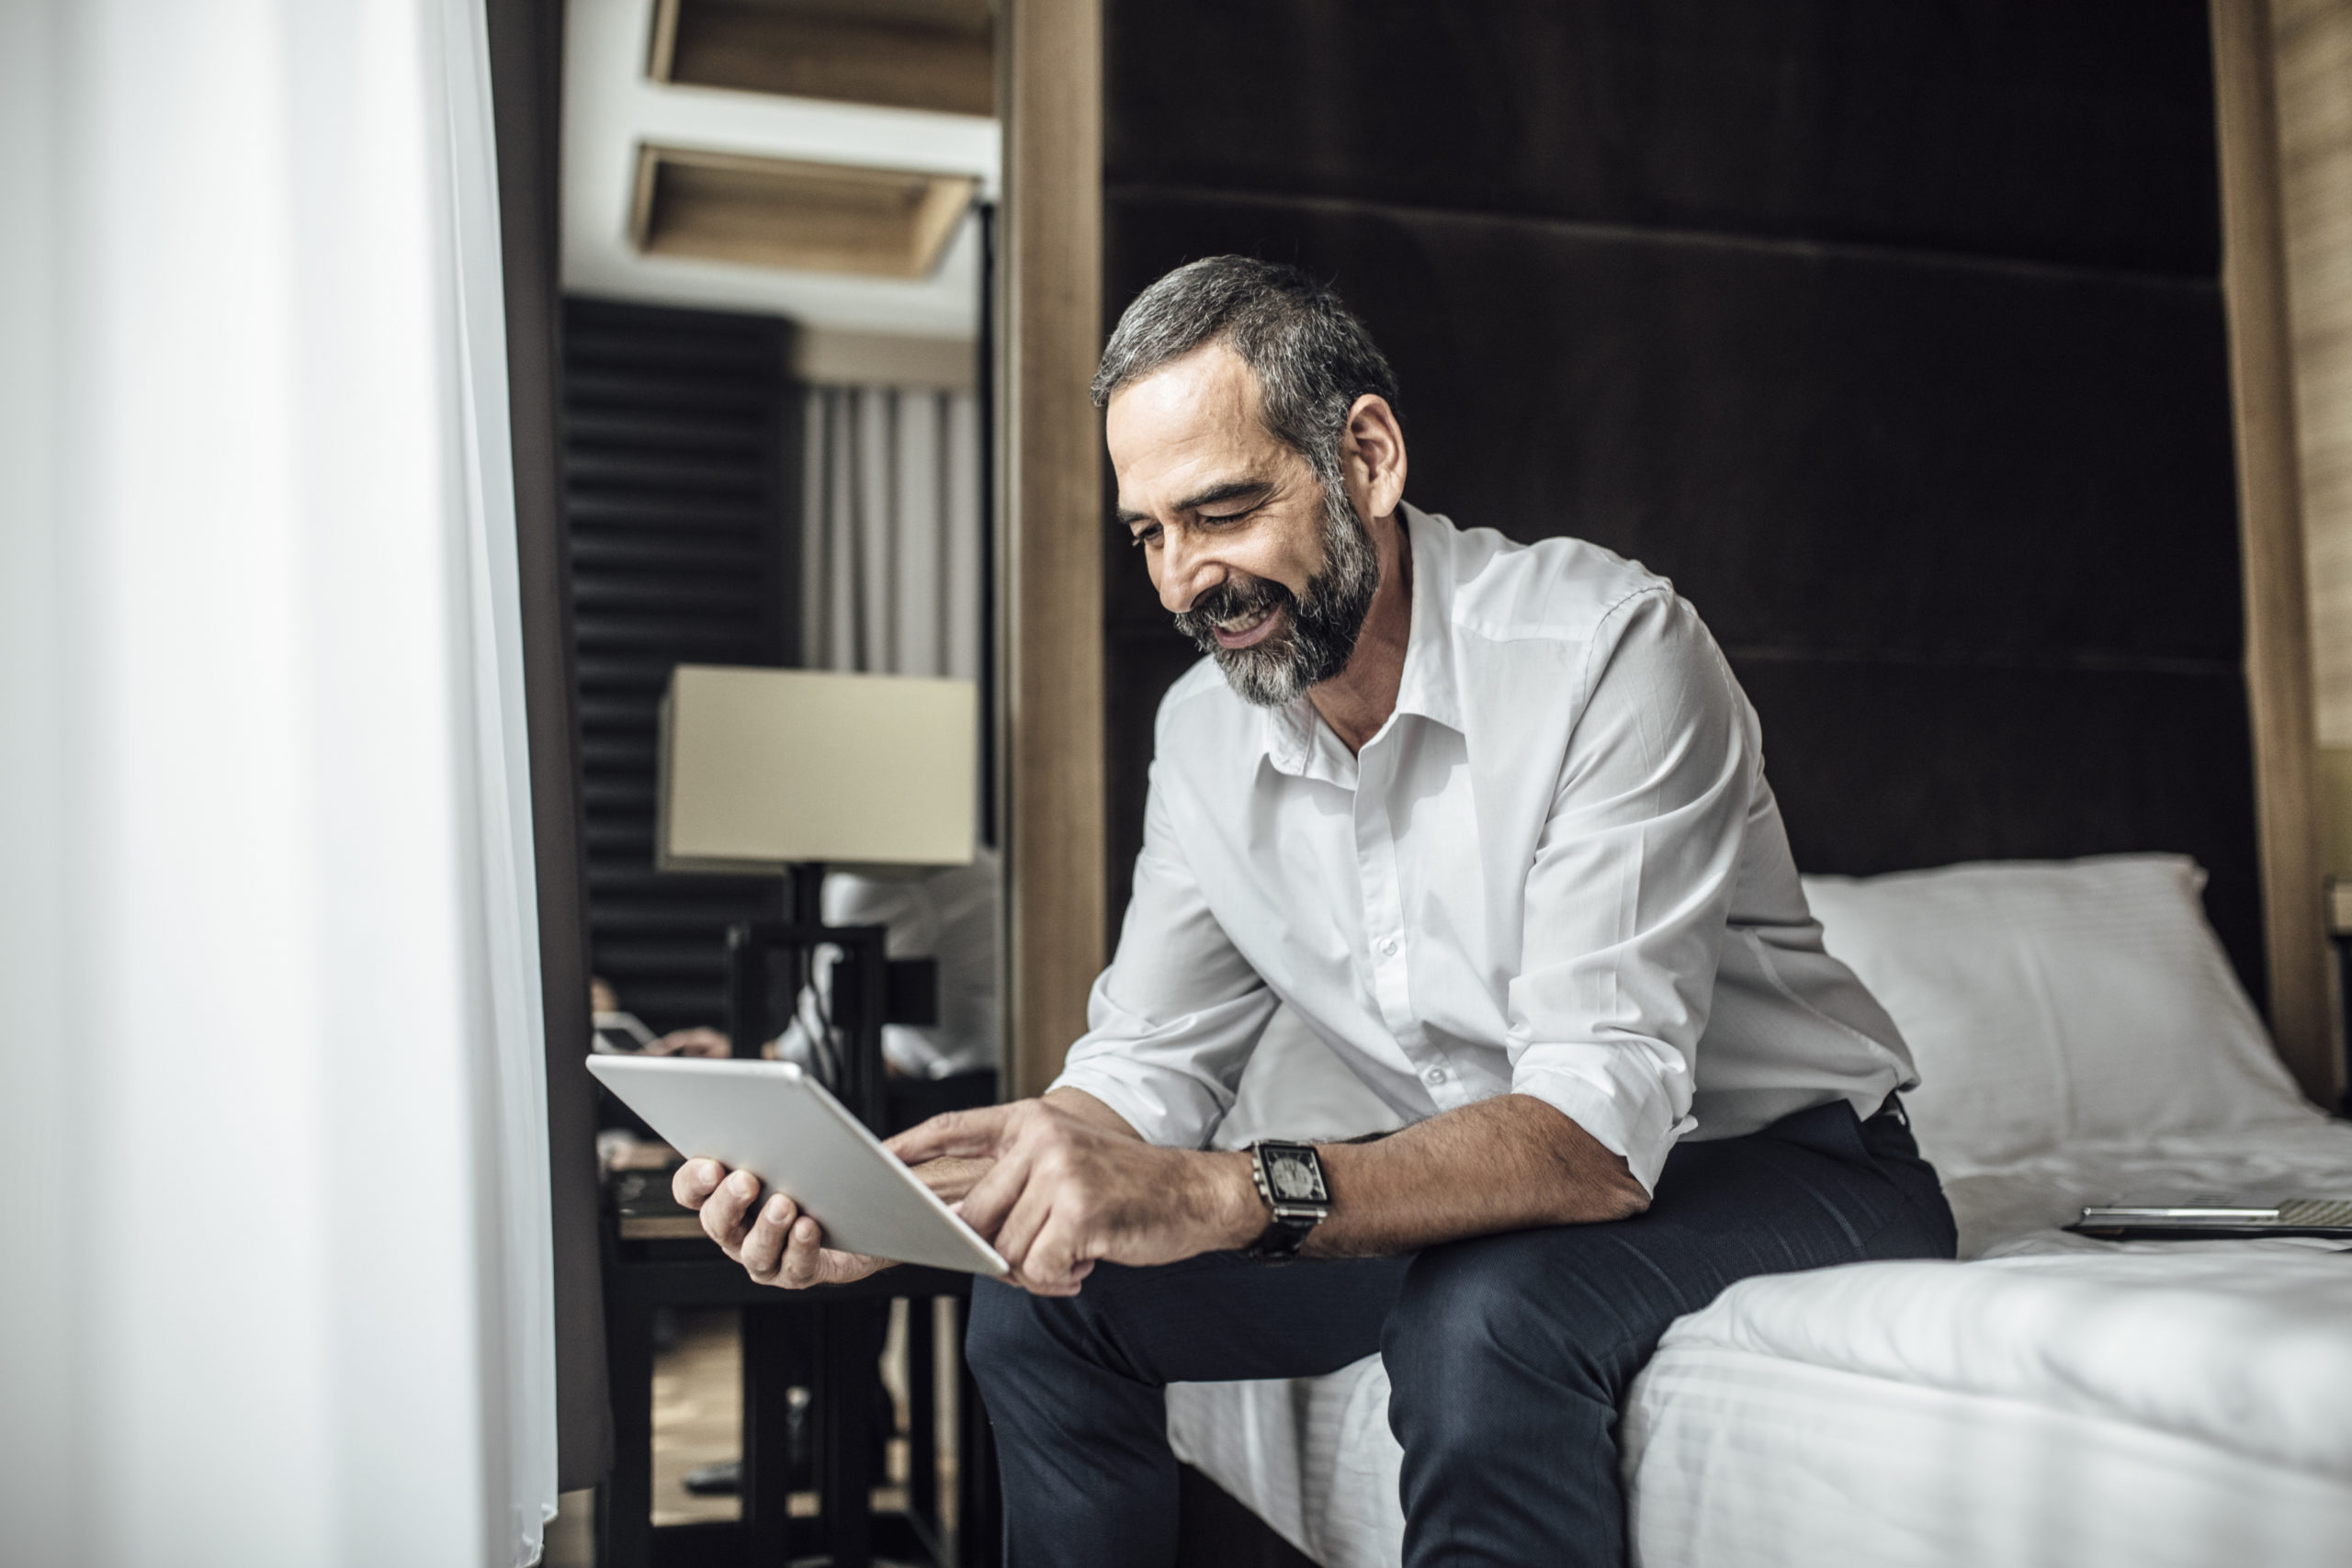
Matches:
[560,0,999,340]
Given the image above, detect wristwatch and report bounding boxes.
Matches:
[1244,1141,1330,1261]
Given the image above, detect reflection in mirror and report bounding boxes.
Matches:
[552,2,1000,1547]
[561,0,1000,1052]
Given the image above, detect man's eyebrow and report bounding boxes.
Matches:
[1114,479,1273,529]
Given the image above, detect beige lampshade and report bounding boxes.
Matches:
[657,665,978,874]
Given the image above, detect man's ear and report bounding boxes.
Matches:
[1342,393,1408,520]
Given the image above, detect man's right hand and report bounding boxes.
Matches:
[673,1160,893,1289]
[672,1156,998,1290]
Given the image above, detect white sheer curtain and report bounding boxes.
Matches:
[803,383,986,682]
[0,1,558,1564]
[795,381,1000,1077]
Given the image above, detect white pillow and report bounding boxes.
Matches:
[1801,855,2318,1175]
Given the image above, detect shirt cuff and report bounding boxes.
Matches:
[1510,1053,1695,1195]
[1046,1060,1228,1150]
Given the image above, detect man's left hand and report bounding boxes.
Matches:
[887,1097,1254,1295]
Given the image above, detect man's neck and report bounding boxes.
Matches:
[1307,509,1414,755]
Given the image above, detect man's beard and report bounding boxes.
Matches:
[1172,481,1383,707]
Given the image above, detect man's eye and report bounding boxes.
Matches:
[1130,525,1161,548]
[1199,509,1252,526]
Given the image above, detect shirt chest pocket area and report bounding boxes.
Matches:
[1359,728,1511,1015]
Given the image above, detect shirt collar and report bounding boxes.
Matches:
[1390,502,1466,735]
[1258,502,1465,777]
[1261,689,1318,777]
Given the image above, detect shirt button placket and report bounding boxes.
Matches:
[1354,749,1421,1072]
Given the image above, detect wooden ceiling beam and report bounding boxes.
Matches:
[650,0,996,118]
[629,145,976,279]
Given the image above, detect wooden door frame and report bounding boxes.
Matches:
[998,0,1106,1099]
[2212,0,2338,1104]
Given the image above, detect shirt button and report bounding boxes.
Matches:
[1422,1066,1447,1087]
[1379,936,1400,957]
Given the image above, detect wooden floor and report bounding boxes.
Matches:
[545,1303,955,1564]
[650,1308,746,1525]
[541,1303,1295,1566]
[545,1490,594,1568]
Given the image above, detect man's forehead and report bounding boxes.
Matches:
[1107,344,1272,454]
[1106,343,1284,503]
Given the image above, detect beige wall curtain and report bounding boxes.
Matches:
[793,378,999,1077]
[802,383,986,682]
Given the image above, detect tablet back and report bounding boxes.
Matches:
[587,1055,1007,1276]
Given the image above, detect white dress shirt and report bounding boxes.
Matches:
[1052,504,1917,1192]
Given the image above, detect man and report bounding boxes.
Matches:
[678,257,1956,1566]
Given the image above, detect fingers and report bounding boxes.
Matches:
[697,1168,763,1256]
[1014,1224,1095,1297]
[778,1215,834,1289]
[740,1192,798,1280]
[734,1192,892,1290]
[976,1155,1095,1295]
[673,1157,897,1291]
[953,1143,1035,1240]
[992,1192,1092,1296]
[887,1103,1021,1166]
[911,1156,992,1204]
[673,1157,726,1209]
[989,1177,1064,1280]
[643,1027,729,1057]
[668,1027,730,1058]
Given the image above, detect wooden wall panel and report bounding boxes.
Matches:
[1002,0,1104,1098]
[2213,0,2335,1102]
[1101,190,2265,988]
[1101,1,2324,1092]
[1104,0,2220,274]
[2277,2,2352,802]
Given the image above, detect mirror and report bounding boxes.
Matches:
[560,0,1001,1066]
[554,0,1002,1546]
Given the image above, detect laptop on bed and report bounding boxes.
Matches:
[2068,1200,2352,1240]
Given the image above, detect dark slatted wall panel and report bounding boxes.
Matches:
[1101,0,2269,998]
[563,296,794,1034]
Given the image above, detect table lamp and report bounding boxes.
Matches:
[658,663,978,898]
[655,664,980,1123]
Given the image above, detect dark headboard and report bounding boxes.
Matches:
[1099,0,2266,1000]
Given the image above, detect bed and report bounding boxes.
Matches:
[1167,854,2352,1568]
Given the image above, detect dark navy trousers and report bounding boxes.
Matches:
[966,1098,1956,1567]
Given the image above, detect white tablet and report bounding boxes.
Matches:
[586,1055,1007,1277]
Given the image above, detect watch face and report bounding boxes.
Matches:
[1265,1147,1327,1203]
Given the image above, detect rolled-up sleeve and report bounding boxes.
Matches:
[1506,590,1755,1193]
[1048,756,1276,1147]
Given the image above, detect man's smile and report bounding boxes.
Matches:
[1213,603,1283,649]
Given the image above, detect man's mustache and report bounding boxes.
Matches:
[1173,576,1295,652]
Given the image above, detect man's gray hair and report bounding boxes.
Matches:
[1091,257,1399,484]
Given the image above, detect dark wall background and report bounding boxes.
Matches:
[563,297,798,1035]
[1101,0,2267,997]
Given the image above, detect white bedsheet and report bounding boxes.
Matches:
[1165,1117,2352,1568]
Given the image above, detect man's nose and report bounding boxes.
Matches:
[1156,529,1224,615]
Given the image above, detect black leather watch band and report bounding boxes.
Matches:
[1244,1141,1330,1262]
